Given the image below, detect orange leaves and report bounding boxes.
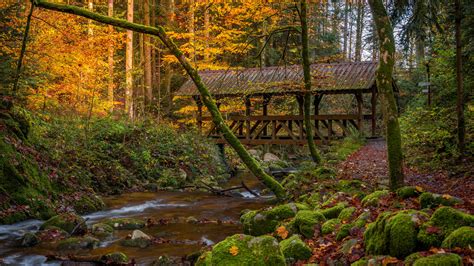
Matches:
[275,226,289,239]
[381,256,400,266]
[229,245,239,256]
[415,186,424,192]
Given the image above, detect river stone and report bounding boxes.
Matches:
[131,229,151,240]
[40,213,86,235]
[104,218,145,230]
[121,230,152,248]
[263,152,280,162]
[102,252,129,264]
[20,232,39,247]
[186,216,199,224]
[56,236,99,250]
[91,223,114,237]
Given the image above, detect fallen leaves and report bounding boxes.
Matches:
[229,245,239,256]
[276,226,289,239]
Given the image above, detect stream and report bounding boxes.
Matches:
[0,173,271,265]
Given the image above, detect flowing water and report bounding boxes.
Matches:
[0,173,271,265]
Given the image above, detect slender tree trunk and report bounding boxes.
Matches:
[188,0,195,65]
[32,0,288,200]
[144,0,152,109]
[343,0,349,59]
[368,0,404,190]
[126,0,134,119]
[12,2,34,95]
[348,2,353,61]
[415,38,425,67]
[108,0,114,112]
[203,0,210,62]
[355,0,364,61]
[300,0,322,164]
[455,0,465,155]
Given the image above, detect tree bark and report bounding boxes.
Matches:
[108,0,114,112]
[368,0,404,190]
[203,0,210,62]
[126,0,134,120]
[455,0,465,155]
[188,0,195,65]
[354,0,364,61]
[12,1,34,95]
[33,0,287,200]
[300,0,322,164]
[144,0,152,109]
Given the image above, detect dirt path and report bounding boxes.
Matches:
[337,139,473,208]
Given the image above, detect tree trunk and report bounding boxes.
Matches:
[343,0,349,59]
[455,0,465,155]
[33,0,287,200]
[368,0,404,190]
[108,0,114,112]
[12,2,34,95]
[300,0,322,164]
[144,0,152,109]
[355,0,364,61]
[188,0,195,65]
[203,0,210,62]
[126,0,134,120]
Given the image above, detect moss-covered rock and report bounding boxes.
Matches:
[338,207,357,221]
[417,207,474,248]
[412,253,462,266]
[365,211,428,258]
[361,190,389,207]
[56,236,99,250]
[441,226,474,249]
[313,166,336,180]
[336,179,367,196]
[121,237,151,248]
[91,223,114,237]
[197,234,285,266]
[72,195,105,215]
[321,202,346,219]
[419,192,463,209]
[405,252,423,266]
[293,210,326,238]
[396,186,420,199]
[104,218,145,230]
[336,223,352,241]
[40,213,86,235]
[20,232,39,247]
[322,218,341,235]
[279,235,312,260]
[102,252,129,264]
[351,258,368,266]
[240,204,299,236]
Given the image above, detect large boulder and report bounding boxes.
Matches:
[441,226,474,249]
[20,232,39,247]
[91,223,114,237]
[104,217,145,230]
[279,235,312,261]
[321,202,346,219]
[263,152,280,162]
[120,230,152,248]
[322,218,341,235]
[40,213,86,235]
[196,234,285,266]
[365,211,429,258]
[293,210,326,238]
[412,253,462,266]
[240,204,299,236]
[72,194,105,215]
[417,207,474,248]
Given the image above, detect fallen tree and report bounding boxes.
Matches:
[32,0,286,199]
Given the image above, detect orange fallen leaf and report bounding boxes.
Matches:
[442,194,452,200]
[276,226,289,239]
[415,186,423,192]
[229,245,239,256]
[382,256,399,266]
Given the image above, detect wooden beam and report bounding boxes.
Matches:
[262,95,271,136]
[201,114,360,121]
[356,92,363,130]
[245,96,251,140]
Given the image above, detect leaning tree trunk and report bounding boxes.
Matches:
[33,0,287,200]
[368,0,404,190]
[300,0,322,164]
[454,0,465,155]
[125,0,134,120]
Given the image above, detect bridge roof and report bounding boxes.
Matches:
[176,61,378,97]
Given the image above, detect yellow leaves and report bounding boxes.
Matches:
[382,256,399,266]
[229,245,239,256]
[276,226,289,239]
[415,186,424,192]
[442,194,452,200]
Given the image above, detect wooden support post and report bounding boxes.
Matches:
[296,95,304,140]
[194,96,203,134]
[356,93,363,131]
[328,120,333,140]
[371,88,377,136]
[314,94,323,131]
[262,95,271,137]
[245,96,251,140]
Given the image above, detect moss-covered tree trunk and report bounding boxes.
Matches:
[300,0,322,164]
[34,0,287,199]
[368,0,404,190]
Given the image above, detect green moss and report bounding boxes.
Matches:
[353,211,371,228]
[361,190,389,207]
[351,258,368,266]
[102,252,129,264]
[413,253,462,266]
[313,166,336,180]
[205,234,285,266]
[336,179,366,195]
[419,192,463,209]
[405,252,423,266]
[279,235,312,260]
[418,207,474,248]
[56,236,99,250]
[396,186,420,199]
[441,226,474,249]
[322,218,341,235]
[240,204,298,236]
[365,210,426,258]
[104,218,145,230]
[72,195,105,215]
[338,207,357,221]
[195,251,213,266]
[20,232,39,247]
[336,223,352,241]
[40,213,86,235]
[321,202,346,219]
[293,210,326,238]
[91,223,114,237]
[121,237,151,248]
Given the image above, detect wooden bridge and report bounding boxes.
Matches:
[176,62,396,146]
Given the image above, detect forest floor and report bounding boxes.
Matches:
[338,139,474,211]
